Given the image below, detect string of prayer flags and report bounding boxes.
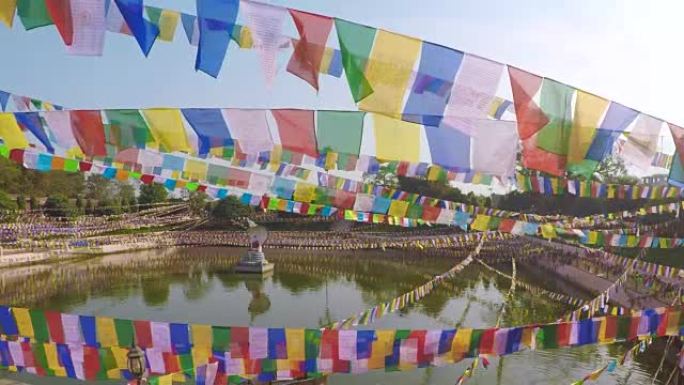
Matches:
[0,305,682,381]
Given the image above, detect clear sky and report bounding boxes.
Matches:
[1,0,683,129]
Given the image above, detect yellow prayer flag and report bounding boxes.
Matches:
[13,308,34,338]
[369,330,394,369]
[0,113,29,149]
[451,328,472,355]
[106,369,121,380]
[319,47,336,74]
[388,200,409,217]
[158,374,173,385]
[142,109,191,153]
[191,324,212,349]
[238,26,253,48]
[359,30,421,117]
[0,0,15,28]
[97,317,118,348]
[373,114,420,162]
[293,183,316,202]
[598,317,610,344]
[470,215,491,232]
[285,328,305,361]
[192,347,211,367]
[540,224,557,239]
[111,346,129,369]
[184,159,208,180]
[157,10,179,42]
[568,91,609,164]
[666,310,680,335]
[44,343,64,375]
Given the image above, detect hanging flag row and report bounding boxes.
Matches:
[4,0,683,182]
[0,108,519,178]
[0,89,62,112]
[0,304,682,382]
[7,147,684,243]
[515,172,684,200]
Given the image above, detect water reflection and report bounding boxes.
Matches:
[0,246,674,385]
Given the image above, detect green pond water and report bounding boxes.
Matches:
[0,246,674,385]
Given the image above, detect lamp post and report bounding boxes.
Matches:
[126,344,147,385]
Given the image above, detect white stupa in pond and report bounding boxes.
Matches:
[234,219,274,274]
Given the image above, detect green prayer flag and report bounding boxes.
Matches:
[316,111,365,155]
[105,110,153,149]
[32,343,52,376]
[17,0,52,30]
[29,309,50,342]
[64,158,79,173]
[145,6,162,24]
[305,329,321,359]
[335,18,376,102]
[535,79,575,155]
[468,329,482,357]
[406,204,423,219]
[114,319,134,347]
[186,182,199,191]
[261,358,276,373]
[101,348,118,371]
[541,324,558,349]
[267,198,279,211]
[0,145,9,158]
[211,326,231,351]
[488,217,502,231]
[616,316,631,341]
[178,354,194,378]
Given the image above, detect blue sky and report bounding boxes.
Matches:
[1,0,683,129]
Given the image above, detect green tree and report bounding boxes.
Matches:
[138,184,168,206]
[363,164,399,187]
[593,155,639,185]
[94,199,122,216]
[116,182,137,212]
[15,195,26,211]
[43,195,76,217]
[85,175,114,201]
[188,191,208,216]
[0,191,18,213]
[211,196,252,219]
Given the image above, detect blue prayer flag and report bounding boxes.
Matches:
[170,323,191,354]
[79,315,98,347]
[0,91,9,111]
[0,306,18,336]
[15,112,54,153]
[356,330,374,359]
[196,0,240,78]
[115,0,160,56]
[425,125,470,170]
[181,109,233,157]
[403,43,463,126]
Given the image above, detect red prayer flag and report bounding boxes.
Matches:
[44,311,65,344]
[498,218,516,233]
[422,206,441,221]
[79,161,92,172]
[478,329,496,355]
[557,322,571,346]
[45,0,74,45]
[9,149,24,164]
[70,111,107,157]
[271,109,318,157]
[133,320,153,349]
[508,66,548,139]
[521,136,566,176]
[286,10,333,90]
[140,174,154,184]
[163,352,180,373]
[83,346,100,380]
[230,327,249,359]
[605,316,617,341]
